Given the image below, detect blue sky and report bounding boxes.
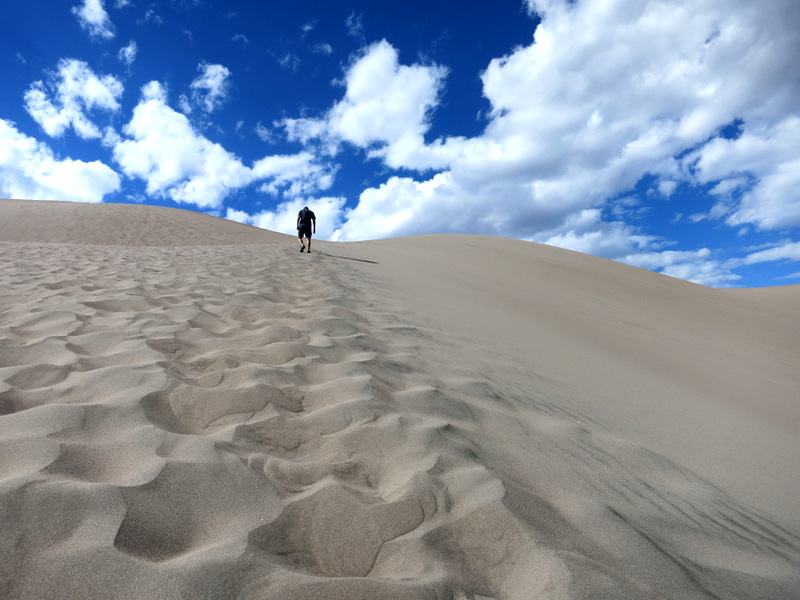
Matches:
[2,0,800,287]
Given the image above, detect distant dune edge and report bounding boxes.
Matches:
[1,199,799,599]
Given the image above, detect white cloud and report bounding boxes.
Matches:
[226,196,346,240]
[112,82,249,207]
[742,241,800,265]
[0,119,120,202]
[253,153,335,197]
[535,209,656,258]
[526,208,744,286]
[118,40,138,66]
[312,43,334,55]
[139,8,162,25]
[278,53,301,72]
[283,1,799,276]
[660,259,740,287]
[24,59,123,139]
[225,208,250,224]
[282,117,329,149]
[255,122,275,143]
[346,12,364,40]
[623,248,740,286]
[189,63,232,113]
[454,0,798,214]
[177,94,193,115]
[332,173,456,241]
[281,40,448,167]
[72,0,115,40]
[330,41,446,165]
[112,82,333,209]
[657,179,678,198]
[709,177,750,198]
[689,117,800,230]
[624,248,712,271]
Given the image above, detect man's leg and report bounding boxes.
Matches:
[299,233,305,251]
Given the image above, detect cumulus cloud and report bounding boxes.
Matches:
[112,82,333,208]
[253,153,335,197]
[621,247,739,287]
[72,0,115,40]
[255,122,276,143]
[189,63,232,113]
[281,40,448,167]
[531,211,743,285]
[660,258,740,287]
[0,119,120,202]
[227,196,346,240]
[118,40,138,66]
[689,117,800,230]
[535,209,657,258]
[454,0,800,238]
[331,173,455,241]
[24,59,123,139]
[285,0,800,285]
[742,241,800,265]
[15,0,797,286]
[113,82,249,207]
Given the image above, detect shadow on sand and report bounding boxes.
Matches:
[320,252,380,265]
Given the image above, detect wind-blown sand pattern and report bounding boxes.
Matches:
[1,199,799,599]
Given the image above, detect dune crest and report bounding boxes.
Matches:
[1,200,799,599]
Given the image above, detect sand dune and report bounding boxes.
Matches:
[1,199,799,599]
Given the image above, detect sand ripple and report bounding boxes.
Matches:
[1,238,799,600]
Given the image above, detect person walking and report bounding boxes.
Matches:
[297,206,316,253]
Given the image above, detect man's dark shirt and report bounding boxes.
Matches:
[298,209,315,226]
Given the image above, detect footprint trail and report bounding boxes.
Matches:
[1,240,799,600]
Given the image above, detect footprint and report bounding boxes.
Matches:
[8,311,82,338]
[248,483,432,577]
[235,414,312,456]
[253,456,360,492]
[0,338,76,367]
[148,383,298,434]
[114,459,280,562]
[6,364,70,390]
[42,441,164,486]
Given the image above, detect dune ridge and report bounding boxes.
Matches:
[1,199,799,599]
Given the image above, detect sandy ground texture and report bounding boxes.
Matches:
[1,199,799,600]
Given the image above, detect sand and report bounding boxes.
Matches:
[1,198,798,599]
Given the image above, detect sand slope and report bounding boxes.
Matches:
[0,199,287,246]
[324,235,800,525]
[1,199,799,599]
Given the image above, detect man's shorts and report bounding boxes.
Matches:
[298,225,312,238]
